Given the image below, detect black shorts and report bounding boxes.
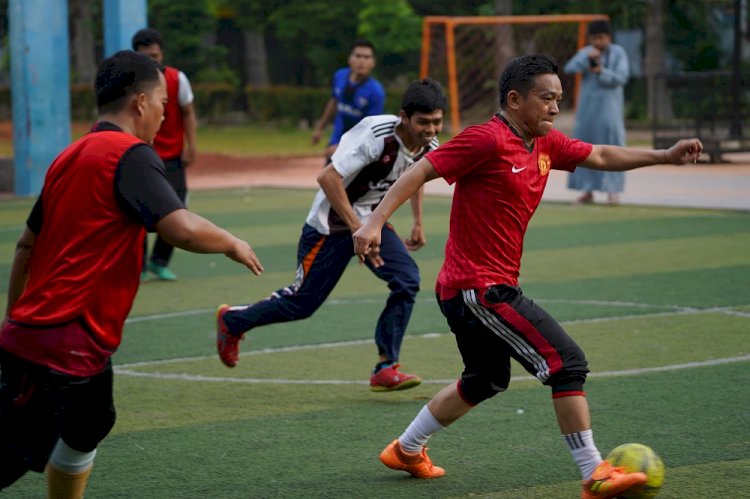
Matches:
[437,284,589,402]
[0,349,116,473]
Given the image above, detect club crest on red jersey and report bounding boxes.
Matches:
[538,153,551,176]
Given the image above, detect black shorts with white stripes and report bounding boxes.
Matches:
[437,284,589,405]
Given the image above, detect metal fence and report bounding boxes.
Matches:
[651,71,750,163]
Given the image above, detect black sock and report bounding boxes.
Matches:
[374,360,393,373]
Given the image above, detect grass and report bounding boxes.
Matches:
[0,116,652,158]
[197,124,325,156]
[0,123,332,158]
[0,187,748,498]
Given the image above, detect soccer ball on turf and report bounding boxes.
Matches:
[606,443,665,498]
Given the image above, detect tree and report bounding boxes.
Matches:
[69,0,98,85]
[358,0,422,81]
[492,0,515,86]
[148,0,235,84]
[645,0,673,120]
[268,0,364,85]
[211,0,285,87]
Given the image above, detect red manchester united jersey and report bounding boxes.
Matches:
[426,115,592,289]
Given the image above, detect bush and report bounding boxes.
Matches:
[0,84,406,126]
[71,84,97,122]
[245,85,329,126]
[192,83,239,122]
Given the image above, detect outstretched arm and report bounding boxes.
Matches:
[582,138,703,171]
[353,157,439,256]
[155,209,263,275]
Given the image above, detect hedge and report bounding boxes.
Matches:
[0,84,403,126]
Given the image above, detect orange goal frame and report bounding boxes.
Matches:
[420,14,610,132]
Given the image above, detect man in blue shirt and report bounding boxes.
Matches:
[312,40,386,162]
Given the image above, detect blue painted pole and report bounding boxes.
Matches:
[103,0,148,57]
[8,0,71,196]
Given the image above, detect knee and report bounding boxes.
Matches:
[64,406,116,453]
[547,354,589,394]
[48,438,97,473]
[279,299,319,321]
[458,373,507,406]
[389,273,420,299]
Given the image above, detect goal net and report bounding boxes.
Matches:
[420,14,609,133]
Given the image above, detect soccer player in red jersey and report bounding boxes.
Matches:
[133,28,198,282]
[353,55,702,497]
[0,51,262,497]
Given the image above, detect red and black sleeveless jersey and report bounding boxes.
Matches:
[9,131,148,351]
[152,65,184,160]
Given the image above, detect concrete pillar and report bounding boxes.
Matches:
[8,0,71,195]
[103,0,148,57]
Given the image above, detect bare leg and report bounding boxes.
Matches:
[575,192,594,204]
[553,394,591,433]
[427,382,474,427]
[555,395,603,480]
[395,382,473,454]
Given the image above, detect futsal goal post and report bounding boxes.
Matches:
[420,14,609,133]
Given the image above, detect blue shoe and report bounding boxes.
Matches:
[141,270,151,282]
[147,262,177,281]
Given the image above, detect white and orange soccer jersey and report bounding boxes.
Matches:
[306,115,439,235]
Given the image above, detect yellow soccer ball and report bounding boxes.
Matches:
[606,443,665,498]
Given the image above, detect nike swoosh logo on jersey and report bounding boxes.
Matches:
[511,166,526,173]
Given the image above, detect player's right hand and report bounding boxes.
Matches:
[353,223,382,260]
[311,129,322,145]
[226,239,264,276]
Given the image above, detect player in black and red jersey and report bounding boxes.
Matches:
[0,50,262,497]
[353,54,702,498]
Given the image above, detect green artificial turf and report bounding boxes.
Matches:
[1,187,748,498]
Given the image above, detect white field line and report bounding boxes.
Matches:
[118,304,746,370]
[115,354,750,385]
[115,304,750,385]
[123,297,694,325]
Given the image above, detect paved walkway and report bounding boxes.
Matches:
[188,152,750,212]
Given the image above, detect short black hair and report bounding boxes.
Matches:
[587,20,610,36]
[132,27,164,51]
[401,78,447,117]
[95,50,162,113]
[351,39,375,55]
[498,54,558,109]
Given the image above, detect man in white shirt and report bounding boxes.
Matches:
[217,79,447,391]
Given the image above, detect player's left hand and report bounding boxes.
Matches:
[182,146,196,167]
[366,247,385,268]
[404,224,426,251]
[666,138,703,164]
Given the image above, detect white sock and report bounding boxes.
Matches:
[49,438,97,473]
[563,429,602,479]
[398,405,444,454]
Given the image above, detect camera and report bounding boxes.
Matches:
[589,58,599,68]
